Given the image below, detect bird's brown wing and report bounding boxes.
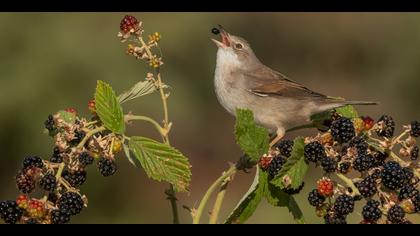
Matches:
[243,67,328,100]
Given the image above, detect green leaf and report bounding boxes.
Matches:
[235,109,269,161]
[118,80,158,104]
[287,196,305,224]
[271,137,308,189]
[123,142,140,168]
[129,136,191,192]
[57,110,76,124]
[225,167,264,224]
[94,80,125,134]
[335,105,359,119]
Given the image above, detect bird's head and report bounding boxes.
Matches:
[211,25,261,70]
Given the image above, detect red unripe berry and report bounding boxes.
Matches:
[317,177,334,197]
[362,116,375,131]
[120,15,139,33]
[259,155,273,170]
[16,194,29,209]
[88,99,96,113]
[65,107,78,115]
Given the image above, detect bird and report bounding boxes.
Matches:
[211,25,377,147]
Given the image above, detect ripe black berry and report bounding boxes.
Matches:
[398,184,419,201]
[44,114,56,133]
[304,141,326,162]
[355,176,377,198]
[78,152,94,167]
[211,27,220,35]
[413,194,420,213]
[372,151,388,167]
[387,205,405,224]
[0,200,23,224]
[283,182,305,195]
[267,156,287,179]
[50,147,63,163]
[333,194,354,216]
[308,189,325,207]
[381,161,406,190]
[362,200,382,222]
[353,153,374,172]
[51,209,71,224]
[39,173,57,192]
[275,140,294,157]
[330,117,355,143]
[70,130,85,145]
[349,136,368,154]
[62,170,87,188]
[338,162,351,174]
[320,156,337,173]
[410,121,420,137]
[25,218,40,224]
[23,155,43,169]
[411,146,419,161]
[324,213,347,224]
[98,157,118,177]
[16,172,35,194]
[376,115,395,138]
[48,193,58,204]
[58,192,84,216]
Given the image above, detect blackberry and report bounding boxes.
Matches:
[398,184,419,201]
[48,193,58,204]
[411,146,419,161]
[353,153,374,172]
[58,192,84,216]
[120,15,139,33]
[381,161,405,190]
[324,213,347,224]
[410,121,420,137]
[362,200,382,222]
[25,218,40,224]
[413,194,420,213]
[372,151,388,167]
[16,172,35,194]
[403,168,414,184]
[330,117,355,143]
[338,162,351,174]
[333,194,354,216]
[50,147,63,163]
[23,155,43,169]
[0,200,23,224]
[267,156,287,179]
[211,27,220,35]
[376,115,395,138]
[387,205,405,224]
[44,114,56,132]
[39,174,57,192]
[355,176,377,198]
[62,170,87,188]
[304,141,326,162]
[349,136,368,154]
[283,182,305,195]
[275,140,294,157]
[78,152,94,167]
[51,209,71,224]
[70,130,85,145]
[320,157,337,173]
[98,157,118,177]
[370,169,382,180]
[308,189,325,207]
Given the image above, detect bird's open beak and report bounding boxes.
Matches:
[211,25,231,48]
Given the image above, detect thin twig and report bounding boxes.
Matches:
[209,176,231,224]
[77,126,106,149]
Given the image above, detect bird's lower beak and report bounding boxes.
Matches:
[211,25,231,48]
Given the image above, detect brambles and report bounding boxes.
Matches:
[410,121,420,137]
[308,189,326,207]
[375,115,395,138]
[275,140,294,157]
[304,141,326,162]
[330,117,355,143]
[97,157,117,177]
[39,174,57,192]
[381,161,406,190]
[362,200,382,222]
[333,194,354,216]
[387,205,405,224]
[0,200,23,224]
[317,177,334,197]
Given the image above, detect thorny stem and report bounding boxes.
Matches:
[77,126,106,149]
[138,35,178,223]
[209,176,231,224]
[124,115,166,140]
[193,165,237,224]
[335,173,361,196]
[55,163,65,179]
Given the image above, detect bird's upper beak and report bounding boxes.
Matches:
[211,25,231,48]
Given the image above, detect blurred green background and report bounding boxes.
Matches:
[0,13,419,224]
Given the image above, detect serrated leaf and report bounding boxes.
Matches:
[271,137,308,189]
[123,143,140,168]
[57,110,76,124]
[287,196,305,224]
[94,80,125,134]
[118,80,158,104]
[235,109,269,161]
[225,167,264,224]
[335,105,359,119]
[129,136,191,192]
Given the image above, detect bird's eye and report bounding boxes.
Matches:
[234,43,243,49]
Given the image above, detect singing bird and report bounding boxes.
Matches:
[211,25,376,147]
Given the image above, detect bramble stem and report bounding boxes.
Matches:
[55,163,65,179]
[209,176,231,224]
[335,173,361,196]
[389,151,420,179]
[125,115,166,139]
[193,165,237,224]
[77,126,106,149]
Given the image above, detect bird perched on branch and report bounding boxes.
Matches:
[211,25,377,147]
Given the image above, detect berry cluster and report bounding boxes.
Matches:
[1,102,122,224]
[259,110,420,224]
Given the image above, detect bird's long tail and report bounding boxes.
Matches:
[319,98,378,111]
[342,100,378,106]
